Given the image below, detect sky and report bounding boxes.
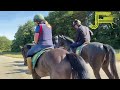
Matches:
[0,11,49,40]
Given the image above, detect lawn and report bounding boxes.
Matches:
[0,52,23,58]
[116,53,120,61]
[0,51,120,61]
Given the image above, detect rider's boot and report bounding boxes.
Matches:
[26,57,32,74]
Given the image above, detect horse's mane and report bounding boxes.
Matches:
[62,35,74,43]
[26,43,34,45]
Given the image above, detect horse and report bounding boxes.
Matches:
[20,37,59,66]
[21,44,90,79]
[20,43,35,65]
[55,35,119,79]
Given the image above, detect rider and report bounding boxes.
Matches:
[26,14,54,74]
[70,19,93,53]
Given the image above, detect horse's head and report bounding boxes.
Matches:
[58,35,66,46]
[20,43,35,65]
[56,35,74,50]
[52,35,58,48]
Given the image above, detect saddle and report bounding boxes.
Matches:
[76,43,87,55]
[32,47,52,69]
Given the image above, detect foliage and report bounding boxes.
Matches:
[11,11,120,52]
[0,36,12,52]
[11,20,35,52]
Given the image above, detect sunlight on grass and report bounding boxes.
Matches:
[116,53,120,61]
[0,52,23,58]
[0,51,120,61]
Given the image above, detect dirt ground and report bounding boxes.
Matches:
[0,55,120,79]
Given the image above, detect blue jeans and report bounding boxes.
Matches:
[27,44,54,57]
[70,42,84,52]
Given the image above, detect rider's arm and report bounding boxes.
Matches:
[75,29,84,42]
[34,25,40,44]
[89,28,93,36]
[75,29,80,42]
[76,28,86,43]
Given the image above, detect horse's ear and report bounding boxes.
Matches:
[19,46,23,49]
[56,35,58,39]
[58,35,61,38]
[32,41,36,45]
[60,35,65,40]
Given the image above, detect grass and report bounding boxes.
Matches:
[116,53,120,61]
[0,52,23,58]
[0,51,120,61]
[115,49,120,54]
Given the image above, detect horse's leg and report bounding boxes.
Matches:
[50,62,72,79]
[92,68,101,79]
[50,73,72,79]
[50,69,72,79]
[24,59,27,66]
[90,62,101,79]
[50,72,61,79]
[102,61,114,79]
[32,69,41,79]
[71,69,78,79]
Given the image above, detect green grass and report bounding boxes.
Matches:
[0,52,23,58]
[0,51,120,61]
[115,49,120,61]
[115,49,120,54]
[116,53,120,61]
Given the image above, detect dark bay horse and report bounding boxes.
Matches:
[20,43,35,65]
[21,45,90,79]
[55,35,119,79]
[20,37,59,65]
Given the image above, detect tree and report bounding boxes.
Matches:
[11,11,120,52]
[0,36,12,52]
[46,11,120,49]
[87,11,120,49]
[45,11,87,39]
[11,20,35,52]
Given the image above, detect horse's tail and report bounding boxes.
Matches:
[66,53,90,79]
[103,44,119,79]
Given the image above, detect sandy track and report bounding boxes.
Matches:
[0,55,120,79]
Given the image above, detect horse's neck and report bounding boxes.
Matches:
[63,36,74,42]
[65,40,71,47]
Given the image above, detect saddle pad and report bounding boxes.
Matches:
[32,48,51,69]
[76,44,87,55]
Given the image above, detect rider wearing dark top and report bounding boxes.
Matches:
[70,19,93,52]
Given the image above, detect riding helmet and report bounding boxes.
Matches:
[33,14,45,22]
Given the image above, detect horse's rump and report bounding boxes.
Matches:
[34,48,90,79]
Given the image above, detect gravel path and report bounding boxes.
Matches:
[0,55,120,79]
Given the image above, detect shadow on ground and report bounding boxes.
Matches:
[11,64,25,67]
[14,61,24,63]
[10,60,25,67]
[5,60,29,74]
[5,69,28,74]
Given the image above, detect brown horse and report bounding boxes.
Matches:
[21,46,90,79]
[20,44,35,65]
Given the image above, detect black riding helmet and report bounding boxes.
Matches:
[73,19,81,26]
